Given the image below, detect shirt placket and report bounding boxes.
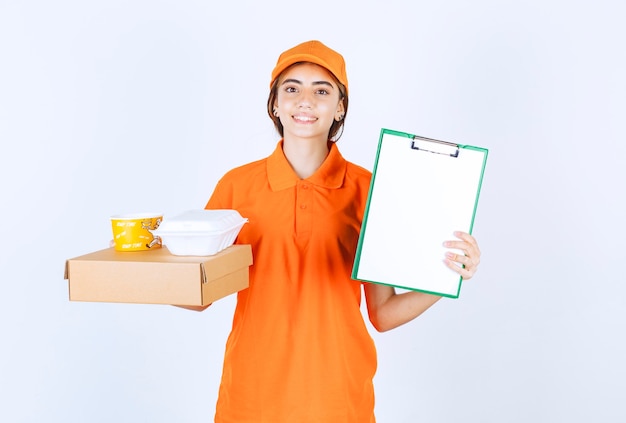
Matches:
[295,181,313,237]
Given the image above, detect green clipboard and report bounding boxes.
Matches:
[352,128,488,298]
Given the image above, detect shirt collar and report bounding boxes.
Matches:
[267,140,347,191]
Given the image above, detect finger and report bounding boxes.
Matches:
[453,230,472,241]
[443,239,474,256]
[443,256,475,280]
[445,251,476,268]
[445,233,480,257]
[455,231,480,252]
[445,249,480,274]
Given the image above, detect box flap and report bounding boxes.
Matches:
[199,244,252,283]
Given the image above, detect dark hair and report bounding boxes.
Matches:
[266,63,349,142]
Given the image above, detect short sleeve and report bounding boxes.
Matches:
[205,176,232,210]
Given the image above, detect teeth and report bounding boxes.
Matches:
[294,116,316,122]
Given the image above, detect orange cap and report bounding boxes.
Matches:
[270,40,348,94]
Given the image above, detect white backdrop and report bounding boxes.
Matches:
[1,1,625,422]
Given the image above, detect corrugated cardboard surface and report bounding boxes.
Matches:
[65,245,252,305]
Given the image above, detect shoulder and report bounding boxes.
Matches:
[207,157,269,209]
[345,161,372,179]
[218,157,268,184]
[212,157,269,197]
[344,160,372,188]
[331,143,372,180]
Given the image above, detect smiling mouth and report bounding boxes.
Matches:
[293,115,317,123]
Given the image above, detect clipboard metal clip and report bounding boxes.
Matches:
[410,136,459,158]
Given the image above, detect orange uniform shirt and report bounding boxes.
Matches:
[206,141,377,423]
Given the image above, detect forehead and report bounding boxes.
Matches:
[279,62,337,83]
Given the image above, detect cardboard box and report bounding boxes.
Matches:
[64,245,252,305]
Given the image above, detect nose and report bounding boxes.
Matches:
[297,90,313,108]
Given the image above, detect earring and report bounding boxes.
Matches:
[337,113,344,121]
[273,108,279,117]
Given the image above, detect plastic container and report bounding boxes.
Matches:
[154,210,248,256]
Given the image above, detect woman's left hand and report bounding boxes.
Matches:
[443,231,481,280]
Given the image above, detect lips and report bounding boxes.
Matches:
[292,115,317,123]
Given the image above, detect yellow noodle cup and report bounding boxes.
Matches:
[110,213,163,252]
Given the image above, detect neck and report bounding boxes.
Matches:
[282,136,330,179]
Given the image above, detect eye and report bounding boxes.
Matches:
[316,88,330,95]
[284,86,298,93]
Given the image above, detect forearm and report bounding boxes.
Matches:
[364,231,480,332]
[365,283,441,332]
[377,291,441,331]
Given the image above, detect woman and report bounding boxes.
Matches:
[197,40,480,423]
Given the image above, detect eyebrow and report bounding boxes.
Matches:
[281,78,335,90]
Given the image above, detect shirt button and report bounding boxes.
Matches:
[300,204,307,209]
[301,185,309,190]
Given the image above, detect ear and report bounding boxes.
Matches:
[335,101,345,121]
